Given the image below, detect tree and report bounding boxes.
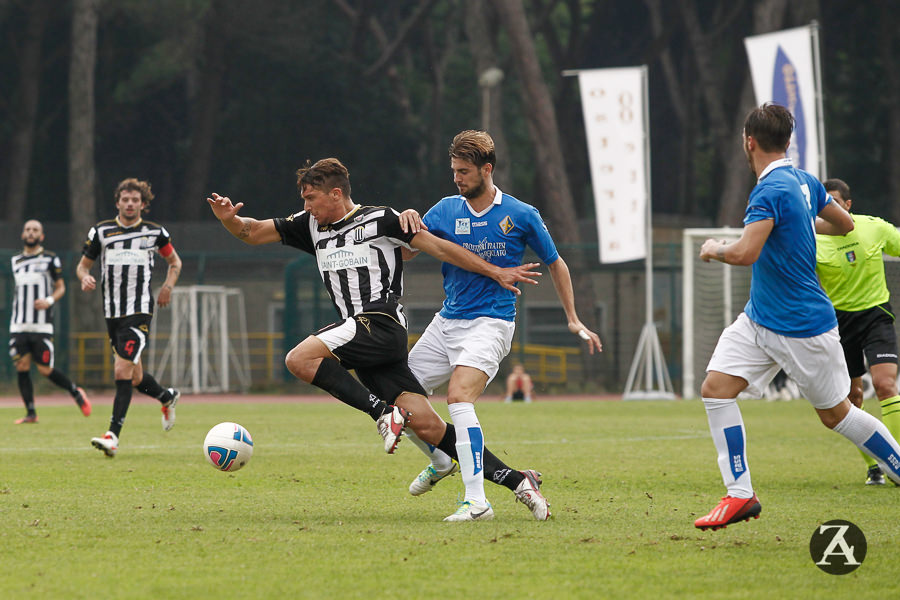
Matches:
[3,0,51,223]
[493,0,600,352]
[68,0,101,332]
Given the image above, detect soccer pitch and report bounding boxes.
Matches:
[1,398,897,599]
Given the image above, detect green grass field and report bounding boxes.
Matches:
[1,398,897,599]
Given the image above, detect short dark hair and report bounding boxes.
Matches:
[114,178,154,214]
[823,178,851,200]
[296,158,351,197]
[449,130,496,168]
[743,102,794,152]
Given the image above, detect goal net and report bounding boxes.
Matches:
[682,228,751,399]
[147,285,251,393]
[682,227,900,400]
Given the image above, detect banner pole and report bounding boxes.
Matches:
[810,20,827,179]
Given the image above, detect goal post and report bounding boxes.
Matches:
[682,228,747,400]
[148,285,251,393]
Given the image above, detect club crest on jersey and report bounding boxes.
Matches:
[845,251,856,264]
[499,215,515,235]
[455,218,471,235]
[353,226,365,243]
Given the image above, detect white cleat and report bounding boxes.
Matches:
[161,388,180,431]
[443,500,494,522]
[376,405,409,454]
[409,462,460,496]
[91,431,119,458]
[514,469,551,521]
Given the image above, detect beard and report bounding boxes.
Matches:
[460,176,486,200]
[23,238,40,248]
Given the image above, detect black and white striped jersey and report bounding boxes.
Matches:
[10,250,62,334]
[274,205,417,321]
[82,217,173,319]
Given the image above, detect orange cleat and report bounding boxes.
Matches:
[75,387,91,417]
[14,415,38,424]
[694,494,761,531]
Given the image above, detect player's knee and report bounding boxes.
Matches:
[873,377,898,400]
[284,349,315,382]
[848,384,864,408]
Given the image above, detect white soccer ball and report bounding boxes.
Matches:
[203,422,254,472]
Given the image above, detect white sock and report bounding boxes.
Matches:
[833,404,900,483]
[448,402,487,505]
[405,430,454,471]
[702,397,753,498]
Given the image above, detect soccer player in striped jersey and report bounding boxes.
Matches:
[695,103,900,531]
[208,158,545,517]
[815,178,900,485]
[9,220,91,424]
[398,130,602,521]
[76,178,182,457]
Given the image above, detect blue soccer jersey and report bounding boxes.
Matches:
[422,188,559,321]
[743,158,837,337]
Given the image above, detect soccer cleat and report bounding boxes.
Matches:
[161,388,180,431]
[694,494,761,531]
[443,500,494,522]
[91,431,119,458]
[376,405,410,454]
[514,469,551,521]
[14,415,38,424]
[75,387,92,417]
[866,465,886,486]
[409,462,460,496]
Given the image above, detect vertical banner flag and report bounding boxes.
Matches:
[577,67,647,263]
[744,25,824,178]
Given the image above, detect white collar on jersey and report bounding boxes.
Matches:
[757,157,792,183]
[464,185,503,218]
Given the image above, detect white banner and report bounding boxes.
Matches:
[744,25,824,178]
[577,67,647,264]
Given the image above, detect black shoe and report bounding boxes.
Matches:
[866,465,886,486]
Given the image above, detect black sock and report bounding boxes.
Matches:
[47,368,78,396]
[437,424,525,491]
[17,371,35,416]
[311,358,388,421]
[110,379,133,437]
[135,372,170,403]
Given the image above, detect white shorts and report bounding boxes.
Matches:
[408,314,515,394]
[706,312,850,409]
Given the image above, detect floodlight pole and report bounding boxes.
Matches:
[622,66,675,400]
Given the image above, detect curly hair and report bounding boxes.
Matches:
[114,178,154,214]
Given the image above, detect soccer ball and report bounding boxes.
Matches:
[203,422,254,472]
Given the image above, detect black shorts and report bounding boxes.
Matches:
[836,303,898,378]
[9,332,54,366]
[106,314,153,363]
[315,310,427,403]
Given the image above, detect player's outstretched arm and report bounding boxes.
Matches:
[546,257,602,354]
[700,219,773,266]
[207,192,281,245]
[409,230,541,295]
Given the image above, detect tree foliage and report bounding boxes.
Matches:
[0,0,898,228]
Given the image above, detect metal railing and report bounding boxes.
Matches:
[71,331,577,387]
